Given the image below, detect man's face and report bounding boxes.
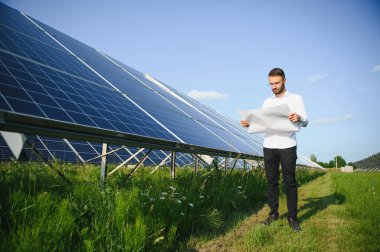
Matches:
[269,75,286,95]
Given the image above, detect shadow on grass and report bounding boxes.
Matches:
[284,193,346,223]
[183,200,266,250]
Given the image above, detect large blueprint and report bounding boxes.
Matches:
[239,104,299,134]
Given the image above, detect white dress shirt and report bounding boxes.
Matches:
[262,91,308,149]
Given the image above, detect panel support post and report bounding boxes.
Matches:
[171,151,176,179]
[243,159,247,171]
[194,156,199,175]
[125,149,152,180]
[100,143,108,188]
[224,157,228,175]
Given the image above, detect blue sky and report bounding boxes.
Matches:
[2,0,380,162]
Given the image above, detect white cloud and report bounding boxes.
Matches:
[187,89,229,100]
[372,65,380,72]
[307,73,329,83]
[311,114,352,125]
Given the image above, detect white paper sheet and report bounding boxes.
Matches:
[239,104,299,133]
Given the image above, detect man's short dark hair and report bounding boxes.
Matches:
[268,68,285,79]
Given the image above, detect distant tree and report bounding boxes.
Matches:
[329,160,335,168]
[310,154,317,162]
[336,155,347,168]
[314,155,348,168]
[328,155,347,168]
[316,161,332,168]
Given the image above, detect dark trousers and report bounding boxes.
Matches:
[263,146,298,218]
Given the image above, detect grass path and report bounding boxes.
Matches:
[195,172,349,251]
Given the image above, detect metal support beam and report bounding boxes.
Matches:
[171,151,176,179]
[194,154,214,166]
[194,156,199,174]
[63,138,85,163]
[243,159,247,171]
[100,143,108,187]
[36,135,55,159]
[224,157,228,175]
[84,145,126,163]
[150,152,171,174]
[125,149,152,180]
[108,148,145,176]
[218,159,224,167]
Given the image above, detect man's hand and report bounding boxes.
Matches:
[288,113,301,122]
[240,120,250,128]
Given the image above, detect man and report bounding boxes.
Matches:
[240,68,308,232]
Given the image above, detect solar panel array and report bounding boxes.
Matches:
[0,3,263,158]
[353,152,380,172]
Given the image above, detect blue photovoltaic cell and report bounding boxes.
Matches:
[163,95,264,155]
[0,52,177,140]
[0,3,178,143]
[0,3,263,156]
[130,72,262,141]
[31,17,240,152]
[138,76,264,155]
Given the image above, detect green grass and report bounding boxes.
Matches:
[331,172,380,251]
[238,171,380,252]
[0,161,324,251]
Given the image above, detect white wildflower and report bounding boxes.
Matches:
[189,203,194,208]
[161,192,168,196]
[159,196,165,200]
[176,199,182,204]
[199,195,204,199]
[180,212,184,216]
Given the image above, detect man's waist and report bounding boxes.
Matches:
[263,133,297,149]
[263,142,297,149]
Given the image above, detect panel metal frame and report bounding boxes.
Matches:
[0,111,257,159]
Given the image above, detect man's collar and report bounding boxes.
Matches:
[273,90,289,98]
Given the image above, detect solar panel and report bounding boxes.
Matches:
[353,152,380,171]
[29,16,245,153]
[142,75,264,156]
[0,4,181,146]
[1,3,248,156]
[0,3,330,174]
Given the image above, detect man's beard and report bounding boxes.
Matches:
[272,85,284,95]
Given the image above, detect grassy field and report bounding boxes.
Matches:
[0,161,323,251]
[195,171,380,252]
